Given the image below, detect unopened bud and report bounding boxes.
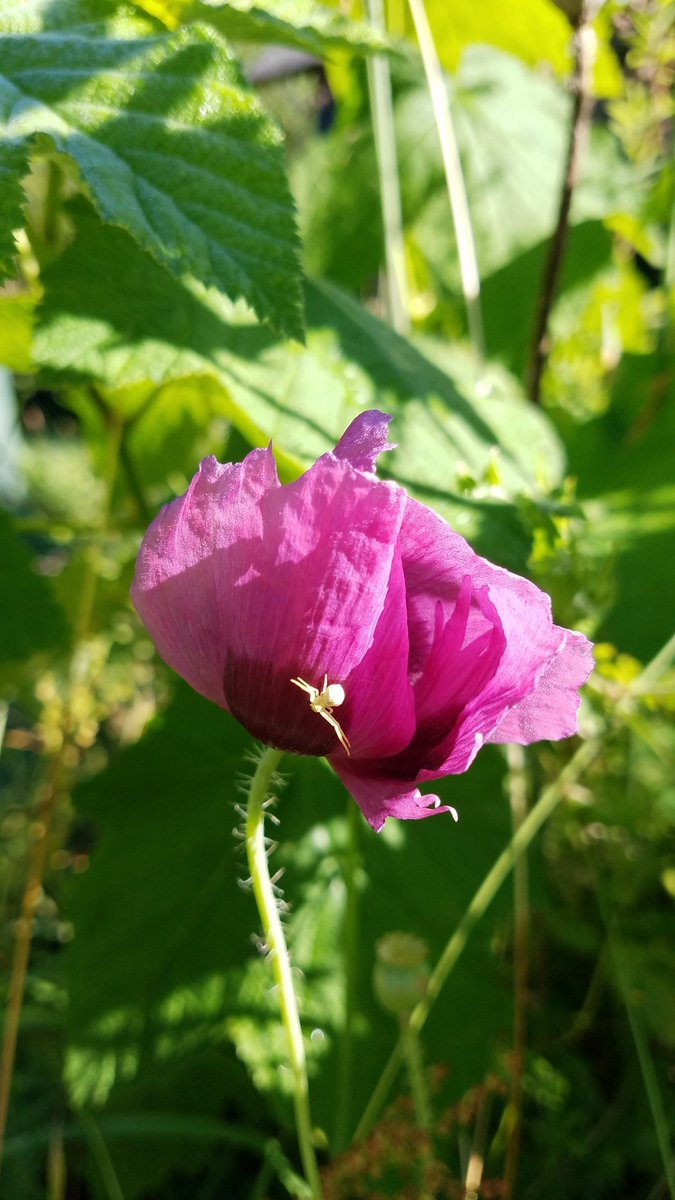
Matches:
[373,932,429,1018]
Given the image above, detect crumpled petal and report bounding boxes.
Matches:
[331,763,455,833]
[131,448,279,708]
[488,628,594,744]
[399,495,573,762]
[222,454,408,755]
[332,409,396,474]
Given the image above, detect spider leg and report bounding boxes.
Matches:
[319,708,351,756]
[291,676,318,701]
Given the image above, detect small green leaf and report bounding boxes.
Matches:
[0,137,30,279]
[0,4,304,337]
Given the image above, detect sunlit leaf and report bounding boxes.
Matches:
[34,201,564,568]
[0,0,304,338]
[142,0,388,54]
[394,0,621,97]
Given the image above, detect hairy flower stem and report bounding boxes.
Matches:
[244,747,322,1200]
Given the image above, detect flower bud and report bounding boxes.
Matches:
[373,932,430,1018]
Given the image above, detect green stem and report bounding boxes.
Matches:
[402,1021,433,1199]
[526,0,600,404]
[353,737,601,1141]
[401,1021,432,1132]
[503,745,529,1200]
[407,0,485,358]
[245,748,322,1200]
[366,0,410,335]
[333,798,360,1151]
[605,915,675,1199]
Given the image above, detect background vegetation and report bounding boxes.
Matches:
[0,0,673,1196]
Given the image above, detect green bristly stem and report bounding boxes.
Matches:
[244,748,322,1200]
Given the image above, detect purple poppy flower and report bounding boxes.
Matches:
[131,411,593,831]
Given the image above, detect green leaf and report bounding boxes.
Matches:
[191,0,387,55]
[34,201,563,569]
[400,48,635,285]
[0,285,35,370]
[0,506,67,665]
[0,137,29,279]
[567,349,675,659]
[398,0,621,97]
[294,47,633,301]
[0,3,304,338]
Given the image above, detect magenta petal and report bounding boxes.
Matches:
[332,764,454,832]
[413,579,506,727]
[488,629,594,744]
[133,408,594,823]
[332,410,396,474]
[131,448,279,708]
[222,456,407,754]
[334,550,415,759]
[400,496,573,758]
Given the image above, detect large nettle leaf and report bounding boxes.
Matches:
[65,683,512,1179]
[34,202,564,571]
[137,0,387,56]
[0,0,304,338]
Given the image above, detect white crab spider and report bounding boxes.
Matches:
[290,674,351,756]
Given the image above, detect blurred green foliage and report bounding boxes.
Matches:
[0,0,673,1197]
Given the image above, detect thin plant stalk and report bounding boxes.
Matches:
[0,408,125,1175]
[464,1090,493,1200]
[407,0,485,358]
[353,736,601,1141]
[333,798,360,1151]
[354,624,674,1143]
[401,1020,433,1200]
[0,756,61,1170]
[527,0,601,403]
[365,0,410,336]
[503,745,529,1200]
[401,1020,432,1132]
[244,747,322,1200]
[605,916,675,1199]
